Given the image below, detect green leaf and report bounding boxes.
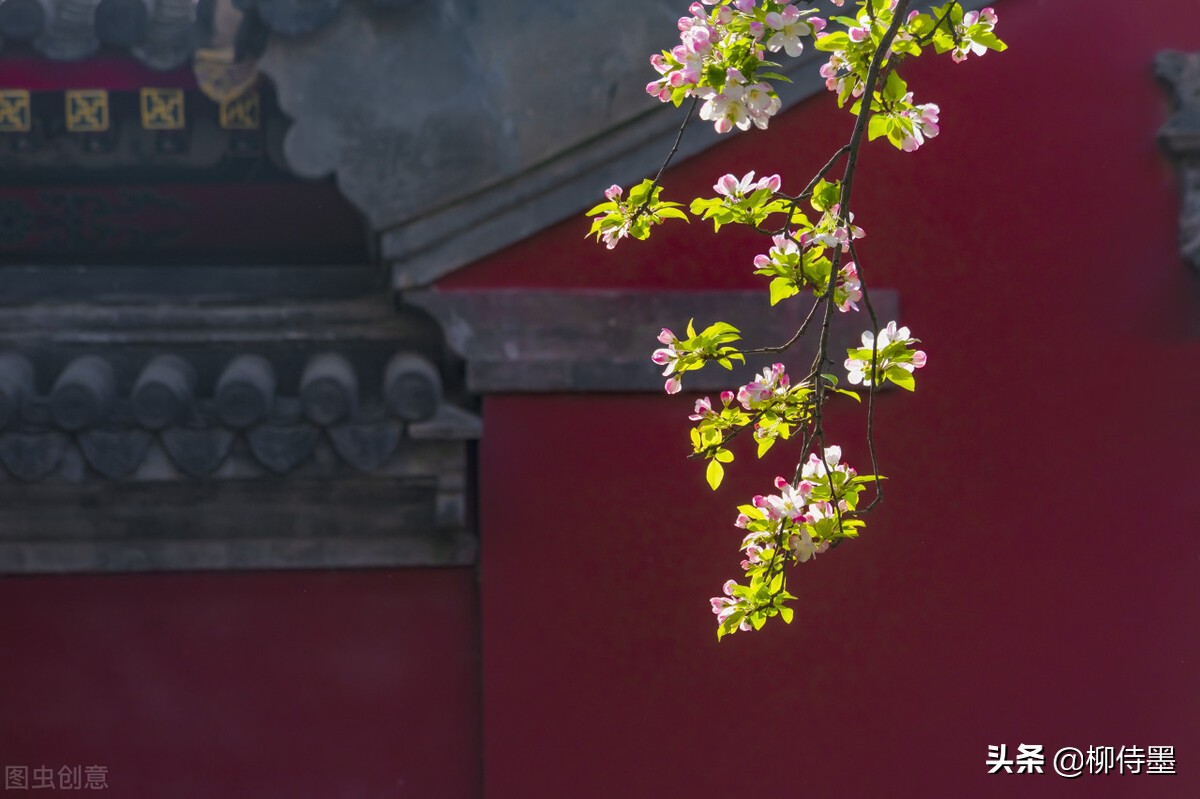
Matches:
[883,70,908,103]
[779,606,794,624]
[706,459,725,490]
[868,114,890,141]
[769,277,797,306]
[887,368,916,391]
[585,201,616,216]
[975,32,1007,52]
[756,436,775,458]
[655,207,689,222]
[811,179,841,212]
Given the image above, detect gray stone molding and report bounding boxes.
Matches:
[0,295,479,574]
[0,477,478,573]
[405,289,899,393]
[1157,50,1200,271]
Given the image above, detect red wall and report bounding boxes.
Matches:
[454,0,1200,796]
[0,570,480,797]
[1,1,1197,797]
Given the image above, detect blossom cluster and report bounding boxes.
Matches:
[685,362,810,489]
[813,1,1005,151]
[647,1,826,133]
[844,320,927,389]
[949,7,1000,63]
[711,445,872,637]
[585,179,688,250]
[595,0,1008,640]
[651,319,744,396]
[652,327,685,394]
[748,189,865,310]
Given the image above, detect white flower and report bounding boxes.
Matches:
[764,5,810,58]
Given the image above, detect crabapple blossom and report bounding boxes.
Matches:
[845,320,928,387]
[900,98,939,151]
[644,0,836,133]
[754,476,814,522]
[710,580,751,629]
[753,234,799,272]
[736,362,790,408]
[819,50,852,94]
[589,0,1005,638]
[743,83,782,129]
[601,222,630,250]
[837,261,862,312]
[811,205,866,251]
[764,5,818,58]
[788,529,816,563]
[800,445,854,482]
[699,85,751,134]
[651,329,683,392]
[715,170,781,200]
[952,7,1000,62]
[689,397,716,420]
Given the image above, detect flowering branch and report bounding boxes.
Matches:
[586,0,1005,639]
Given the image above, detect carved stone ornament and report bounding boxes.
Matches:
[1156,50,1200,271]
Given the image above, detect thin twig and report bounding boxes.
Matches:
[741,297,823,355]
[792,0,911,489]
[770,145,851,237]
[634,97,698,217]
[915,0,960,48]
[849,239,884,512]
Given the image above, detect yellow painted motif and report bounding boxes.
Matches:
[65,90,109,132]
[140,88,185,130]
[0,90,31,133]
[219,89,260,130]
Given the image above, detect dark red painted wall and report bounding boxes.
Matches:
[0,570,480,797]
[1,1,1197,797]
[455,0,1200,796]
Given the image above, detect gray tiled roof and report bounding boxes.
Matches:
[0,0,386,70]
